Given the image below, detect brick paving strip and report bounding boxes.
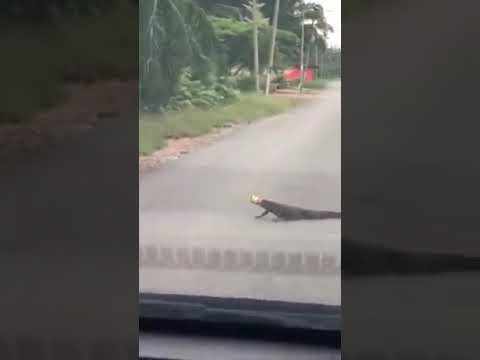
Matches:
[140,244,340,276]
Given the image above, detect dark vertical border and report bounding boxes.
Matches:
[343,0,480,358]
[0,1,138,359]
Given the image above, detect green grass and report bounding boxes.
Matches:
[139,94,304,155]
[303,79,328,90]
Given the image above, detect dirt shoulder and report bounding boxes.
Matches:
[139,124,237,174]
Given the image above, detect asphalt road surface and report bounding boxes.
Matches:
[140,82,341,305]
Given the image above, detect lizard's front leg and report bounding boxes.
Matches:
[255,209,270,219]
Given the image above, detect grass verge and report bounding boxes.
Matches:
[139,94,305,155]
[303,79,328,90]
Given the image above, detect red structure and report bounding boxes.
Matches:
[283,66,315,81]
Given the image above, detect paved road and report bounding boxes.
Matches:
[140,82,341,305]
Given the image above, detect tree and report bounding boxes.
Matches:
[294,1,333,90]
[210,16,299,74]
[265,0,280,95]
[139,0,219,110]
[297,3,305,91]
[243,0,269,93]
[195,0,302,35]
[304,3,331,78]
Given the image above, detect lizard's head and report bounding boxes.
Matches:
[250,194,263,204]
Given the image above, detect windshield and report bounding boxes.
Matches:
[139,0,341,307]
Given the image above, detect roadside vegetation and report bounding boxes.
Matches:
[139,0,340,154]
[140,94,303,155]
[302,79,327,90]
[1,0,341,158]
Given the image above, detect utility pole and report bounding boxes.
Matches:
[253,0,260,93]
[299,6,305,92]
[320,54,325,79]
[265,0,280,95]
[244,0,263,93]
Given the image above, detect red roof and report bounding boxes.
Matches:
[283,67,315,81]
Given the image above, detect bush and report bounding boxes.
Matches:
[218,75,238,89]
[236,76,257,91]
[214,83,238,100]
[162,68,239,111]
[236,75,281,92]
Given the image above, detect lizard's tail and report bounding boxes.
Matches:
[308,210,341,219]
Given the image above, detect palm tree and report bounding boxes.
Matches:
[139,0,218,110]
[307,4,333,80]
[244,0,268,93]
[293,1,306,92]
[294,1,333,90]
[265,0,281,95]
[305,7,330,77]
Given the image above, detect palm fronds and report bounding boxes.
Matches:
[139,0,220,110]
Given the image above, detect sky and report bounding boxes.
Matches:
[312,0,341,48]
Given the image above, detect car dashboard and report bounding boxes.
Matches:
[139,332,341,360]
